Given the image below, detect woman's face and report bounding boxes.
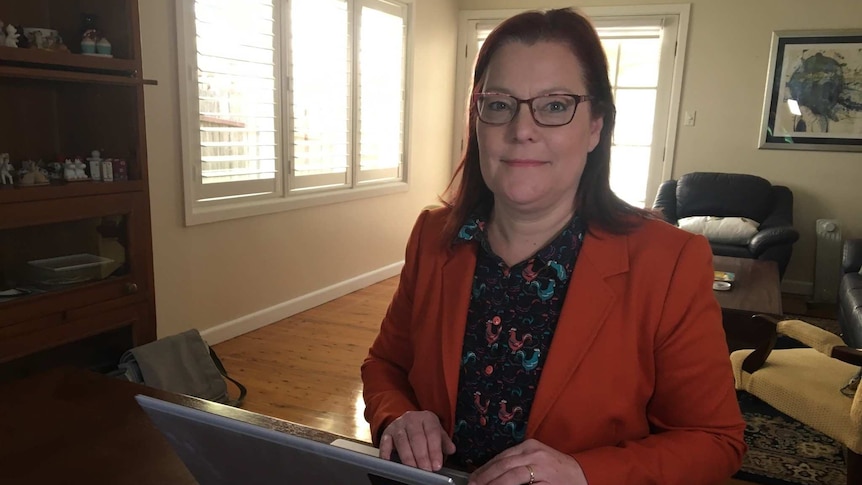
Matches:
[476,41,603,214]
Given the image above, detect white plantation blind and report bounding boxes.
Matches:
[195,0,281,202]
[289,0,350,190]
[288,0,407,191]
[358,4,406,183]
[178,0,410,222]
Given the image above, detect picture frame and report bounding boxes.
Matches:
[759,30,862,152]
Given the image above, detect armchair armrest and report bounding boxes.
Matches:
[777,319,845,354]
[739,316,862,374]
[843,238,862,274]
[748,226,799,256]
[652,180,678,224]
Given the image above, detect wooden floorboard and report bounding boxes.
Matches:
[212,275,758,484]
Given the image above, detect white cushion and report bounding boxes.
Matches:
[678,216,759,245]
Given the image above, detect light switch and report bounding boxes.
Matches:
[684,110,696,126]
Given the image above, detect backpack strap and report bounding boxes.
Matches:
[209,347,248,407]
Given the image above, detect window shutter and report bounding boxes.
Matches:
[288,0,351,191]
[357,0,407,184]
[193,0,281,202]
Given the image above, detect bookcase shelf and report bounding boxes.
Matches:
[0,0,156,380]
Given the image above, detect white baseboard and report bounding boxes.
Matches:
[200,266,813,344]
[781,279,812,296]
[201,262,404,345]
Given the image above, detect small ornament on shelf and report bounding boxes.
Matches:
[63,159,76,181]
[114,159,128,181]
[73,157,88,180]
[23,28,68,52]
[101,158,114,182]
[47,160,63,181]
[18,160,49,186]
[4,24,19,48]
[96,37,111,56]
[79,13,112,58]
[63,158,91,182]
[0,153,13,185]
[80,36,95,54]
[87,149,102,181]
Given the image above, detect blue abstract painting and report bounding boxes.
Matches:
[773,40,862,139]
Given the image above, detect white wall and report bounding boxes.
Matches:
[139,0,459,339]
[459,0,862,292]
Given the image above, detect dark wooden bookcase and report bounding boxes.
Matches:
[0,0,156,381]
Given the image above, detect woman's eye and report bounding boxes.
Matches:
[487,101,512,111]
[543,101,568,112]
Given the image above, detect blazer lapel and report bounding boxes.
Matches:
[527,229,630,435]
[439,243,477,428]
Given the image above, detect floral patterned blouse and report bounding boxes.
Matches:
[451,212,587,467]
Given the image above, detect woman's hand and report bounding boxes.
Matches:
[468,439,587,485]
[379,410,456,472]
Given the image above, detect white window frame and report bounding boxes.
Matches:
[177,0,414,226]
[452,4,690,207]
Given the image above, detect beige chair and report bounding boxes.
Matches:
[729,316,862,485]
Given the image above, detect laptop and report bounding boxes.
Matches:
[136,395,470,485]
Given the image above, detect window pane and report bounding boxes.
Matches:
[195,0,278,187]
[616,38,662,87]
[359,6,404,178]
[290,0,350,179]
[601,39,620,85]
[609,146,651,208]
[614,89,657,146]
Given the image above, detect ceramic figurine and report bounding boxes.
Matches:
[87,150,102,180]
[18,160,49,185]
[81,36,95,54]
[4,24,18,48]
[63,159,77,181]
[0,153,13,185]
[47,161,63,180]
[73,157,88,180]
[96,37,111,56]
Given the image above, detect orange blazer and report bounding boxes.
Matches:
[362,207,746,485]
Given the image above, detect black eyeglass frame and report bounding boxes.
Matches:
[473,92,595,127]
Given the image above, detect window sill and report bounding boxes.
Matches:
[184,181,409,226]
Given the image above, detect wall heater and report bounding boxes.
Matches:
[813,219,843,303]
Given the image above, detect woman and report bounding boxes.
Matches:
[362,8,746,485]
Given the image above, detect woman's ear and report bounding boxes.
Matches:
[588,116,604,153]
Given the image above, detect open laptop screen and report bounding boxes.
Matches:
[136,395,461,485]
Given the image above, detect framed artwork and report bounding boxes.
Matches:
[759,30,862,151]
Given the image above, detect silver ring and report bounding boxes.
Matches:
[526,464,535,485]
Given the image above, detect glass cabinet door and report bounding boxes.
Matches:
[0,214,130,301]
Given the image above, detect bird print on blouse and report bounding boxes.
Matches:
[451,212,586,468]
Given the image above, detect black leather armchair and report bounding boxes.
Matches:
[839,239,862,348]
[652,172,799,279]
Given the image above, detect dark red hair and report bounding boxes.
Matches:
[441,8,654,243]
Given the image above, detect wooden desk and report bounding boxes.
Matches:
[0,368,348,484]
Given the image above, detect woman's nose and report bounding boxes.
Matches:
[509,104,540,141]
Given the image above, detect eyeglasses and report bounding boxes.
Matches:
[473,92,594,127]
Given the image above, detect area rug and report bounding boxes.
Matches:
[733,391,846,485]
